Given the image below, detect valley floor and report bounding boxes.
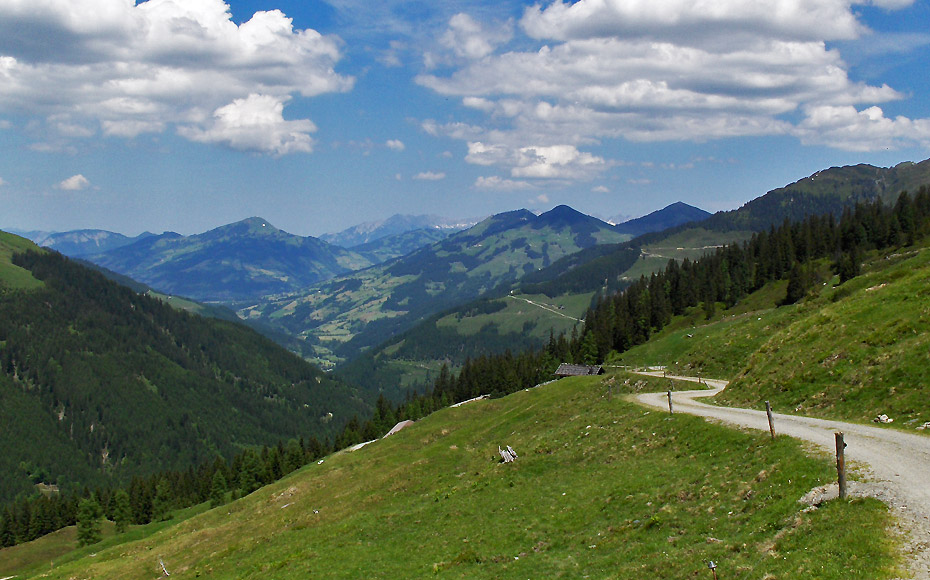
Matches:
[634,372,930,580]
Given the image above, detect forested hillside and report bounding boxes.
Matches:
[578,189,930,363]
[0,243,369,504]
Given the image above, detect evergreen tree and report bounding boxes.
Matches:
[113,489,131,533]
[283,439,305,475]
[0,508,14,547]
[76,497,102,547]
[835,248,861,283]
[237,450,261,495]
[151,478,173,522]
[128,476,153,524]
[783,261,810,305]
[579,332,598,365]
[210,470,227,508]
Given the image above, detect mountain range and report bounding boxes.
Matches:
[12,229,155,257]
[14,202,706,366]
[15,159,927,375]
[245,205,639,366]
[319,213,481,248]
[84,218,374,303]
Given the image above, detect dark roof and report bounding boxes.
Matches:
[554,363,603,377]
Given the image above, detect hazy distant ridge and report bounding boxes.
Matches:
[84,217,374,302]
[320,214,481,248]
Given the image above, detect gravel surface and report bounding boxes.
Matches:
[632,372,930,580]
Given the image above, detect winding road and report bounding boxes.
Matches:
[632,372,930,579]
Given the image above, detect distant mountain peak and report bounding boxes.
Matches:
[614,202,711,236]
[231,216,276,230]
[537,204,598,226]
[201,217,288,240]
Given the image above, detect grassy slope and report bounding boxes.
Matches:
[613,241,930,429]
[0,504,211,579]
[608,280,795,378]
[718,246,930,426]
[13,375,897,579]
[0,232,44,290]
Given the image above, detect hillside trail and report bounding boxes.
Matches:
[506,294,583,322]
[631,371,930,580]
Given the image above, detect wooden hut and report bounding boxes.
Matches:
[554,363,603,377]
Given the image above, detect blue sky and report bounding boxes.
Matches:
[1,0,929,237]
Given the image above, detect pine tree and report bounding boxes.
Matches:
[210,470,227,508]
[579,332,599,365]
[151,478,173,521]
[783,261,809,305]
[238,450,260,495]
[113,489,131,533]
[0,508,14,547]
[76,497,102,547]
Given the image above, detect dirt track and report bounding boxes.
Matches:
[632,372,930,579]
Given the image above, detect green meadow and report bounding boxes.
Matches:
[9,374,898,579]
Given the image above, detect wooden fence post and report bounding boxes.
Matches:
[667,390,673,415]
[765,401,775,439]
[835,432,847,499]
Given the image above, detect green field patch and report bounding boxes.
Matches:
[621,229,756,281]
[436,293,589,338]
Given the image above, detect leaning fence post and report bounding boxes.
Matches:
[667,390,673,415]
[835,432,847,499]
[765,401,775,439]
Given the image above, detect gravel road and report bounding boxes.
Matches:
[632,372,930,579]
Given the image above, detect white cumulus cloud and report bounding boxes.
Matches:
[0,0,353,155]
[474,176,534,191]
[414,171,446,181]
[520,0,869,43]
[795,105,930,151]
[56,174,90,191]
[440,13,513,61]
[417,0,926,177]
[466,142,606,180]
[179,94,316,156]
[386,139,406,151]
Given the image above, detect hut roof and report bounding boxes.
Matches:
[383,419,415,438]
[554,363,603,377]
